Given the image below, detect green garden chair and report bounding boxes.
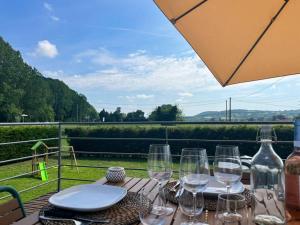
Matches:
[0,186,26,225]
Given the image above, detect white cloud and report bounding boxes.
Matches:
[34,40,58,58]
[68,49,218,92]
[136,94,154,99]
[178,92,193,97]
[50,16,60,21]
[43,2,52,12]
[118,94,154,102]
[43,2,60,22]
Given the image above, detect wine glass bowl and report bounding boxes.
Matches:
[213,145,242,192]
[147,144,173,216]
[179,148,210,225]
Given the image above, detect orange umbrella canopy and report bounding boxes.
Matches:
[154,0,300,86]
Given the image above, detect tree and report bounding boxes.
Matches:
[148,104,183,121]
[0,36,98,122]
[99,109,109,122]
[124,110,147,122]
[112,107,124,122]
[98,107,125,122]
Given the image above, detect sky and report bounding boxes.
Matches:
[1,0,300,116]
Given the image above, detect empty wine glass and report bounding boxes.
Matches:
[215,193,248,225]
[148,144,173,215]
[213,145,242,194]
[178,189,205,224]
[139,188,167,225]
[179,148,210,225]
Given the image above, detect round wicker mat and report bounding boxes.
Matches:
[39,192,151,225]
[164,181,252,211]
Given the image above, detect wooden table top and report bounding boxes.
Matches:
[13,177,298,225]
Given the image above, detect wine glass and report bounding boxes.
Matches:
[215,193,248,225]
[213,145,242,194]
[178,189,205,224]
[147,144,173,215]
[179,148,210,225]
[139,188,167,225]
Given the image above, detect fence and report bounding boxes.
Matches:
[0,121,293,201]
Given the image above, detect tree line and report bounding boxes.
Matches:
[99,104,183,122]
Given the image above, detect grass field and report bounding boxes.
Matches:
[0,155,179,203]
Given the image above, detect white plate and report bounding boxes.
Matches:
[49,184,127,212]
[204,176,244,196]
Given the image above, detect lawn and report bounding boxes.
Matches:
[0,155,179,203]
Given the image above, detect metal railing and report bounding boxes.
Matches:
[0,121,293,201]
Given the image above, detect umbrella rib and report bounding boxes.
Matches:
[171,0,209,24]
[223,0,290,87]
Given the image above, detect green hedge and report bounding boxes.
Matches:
[0,126,58,161]
[65,125,294,159]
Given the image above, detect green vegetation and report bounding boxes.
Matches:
[0,126,58,160]
[99,104,182,122]
[149,104,183,121]
[0,37,98,122]
[0,157,155,203]
[65,124,293,158]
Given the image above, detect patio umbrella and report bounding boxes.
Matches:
[154,0,300,86]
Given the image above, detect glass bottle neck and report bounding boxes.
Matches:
[259,141,275,153]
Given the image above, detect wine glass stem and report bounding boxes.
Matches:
[158,182,165,208]
[226,185,230,213]
[193,192,197,223]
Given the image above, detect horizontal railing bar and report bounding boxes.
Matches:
[0,121,293,126]
[0,137,58,146]
[0,151,59,165]
[62,164,148,171]
[61,150,256,160]
[61,178,96,182]
[60,121,293,125]
[0,165,57,183]
[0,178,58,200]
[0,122,59,126]
[65,136,292,143]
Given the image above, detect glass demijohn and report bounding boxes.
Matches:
[250,125,285,225]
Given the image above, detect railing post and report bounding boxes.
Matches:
[57,122,62,192]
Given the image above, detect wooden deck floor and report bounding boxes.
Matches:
[24,192,55,216]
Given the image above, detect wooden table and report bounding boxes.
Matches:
[12,177,296,225]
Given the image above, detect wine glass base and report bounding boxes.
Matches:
[222,212,243,223]
[153,205,174,216]
[180,222,209,225]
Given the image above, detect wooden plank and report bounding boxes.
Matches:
[105,176,133,187]
[12,211,39,225]
[0,208,24,225]
[122,177,142,190]
[128,178,150,193]
[0,199,20,216]
[138,179,158,195]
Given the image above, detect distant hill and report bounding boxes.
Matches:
[0,37,98,122]
[185,109,300,122]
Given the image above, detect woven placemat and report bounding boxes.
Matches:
[39,192,151,225]
[165,181,252,211]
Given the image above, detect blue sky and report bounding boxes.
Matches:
[1,0,300,116]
